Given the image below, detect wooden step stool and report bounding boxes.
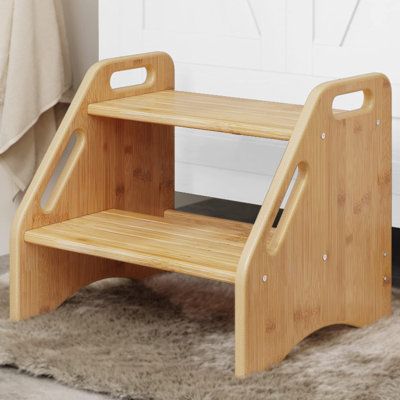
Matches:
[10,52,392,377]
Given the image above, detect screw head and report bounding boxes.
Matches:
[321,132,326,140]
[383,276,388,282]
[383,252,388,257]
[322,254,328,262]
[376,119,381,126]
[261,275,268,283]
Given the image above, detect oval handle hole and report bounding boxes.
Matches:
[40,132,84,213]
[332,90,365,112]
[110,67,147,89]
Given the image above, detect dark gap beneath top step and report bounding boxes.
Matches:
[178,197,282,227]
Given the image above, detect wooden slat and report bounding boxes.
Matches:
[88,90,302,140]
[24,209,256,283]
[89,210,249,245]
[163,209,253,235]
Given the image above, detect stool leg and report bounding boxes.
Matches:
[10,244,159,321]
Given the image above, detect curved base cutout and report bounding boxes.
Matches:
[10,246,162,321]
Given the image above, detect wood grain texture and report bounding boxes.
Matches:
[88,90,301,140]
[10,51,392,379]
[10,52,175,320]
[24,209,255,284]
[235,73,392,376]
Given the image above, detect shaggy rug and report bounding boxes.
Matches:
[1,268,400,400]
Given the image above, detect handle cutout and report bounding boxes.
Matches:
[40,132,85,213]
[332,89,374,119]
[110,67,147,89]
[267,163,308,254]
[332,90,364,111]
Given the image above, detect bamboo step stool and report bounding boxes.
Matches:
[10,52,392,377]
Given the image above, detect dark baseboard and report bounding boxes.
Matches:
[392,228,400,288]
[179,197,399,288]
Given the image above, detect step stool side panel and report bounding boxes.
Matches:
[235,73,392,377]
[10,52,175,320]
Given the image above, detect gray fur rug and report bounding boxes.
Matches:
[1,268,400,400]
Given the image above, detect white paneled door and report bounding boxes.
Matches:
[99,0,400,226]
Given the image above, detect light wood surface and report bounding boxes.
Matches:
[24,209,254,284]
[235,73,392,376]
[10,51,392,378]
[10,52,175,320]
[88,90,301,140]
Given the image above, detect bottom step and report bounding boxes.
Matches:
[24,209,254,283]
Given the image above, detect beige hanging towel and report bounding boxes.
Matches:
[0,0,72,192]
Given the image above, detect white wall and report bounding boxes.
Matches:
[0,0,99,255]
[62,0,99,92]
[99,0,400,226]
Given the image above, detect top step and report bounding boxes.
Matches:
[88,90,302,141]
